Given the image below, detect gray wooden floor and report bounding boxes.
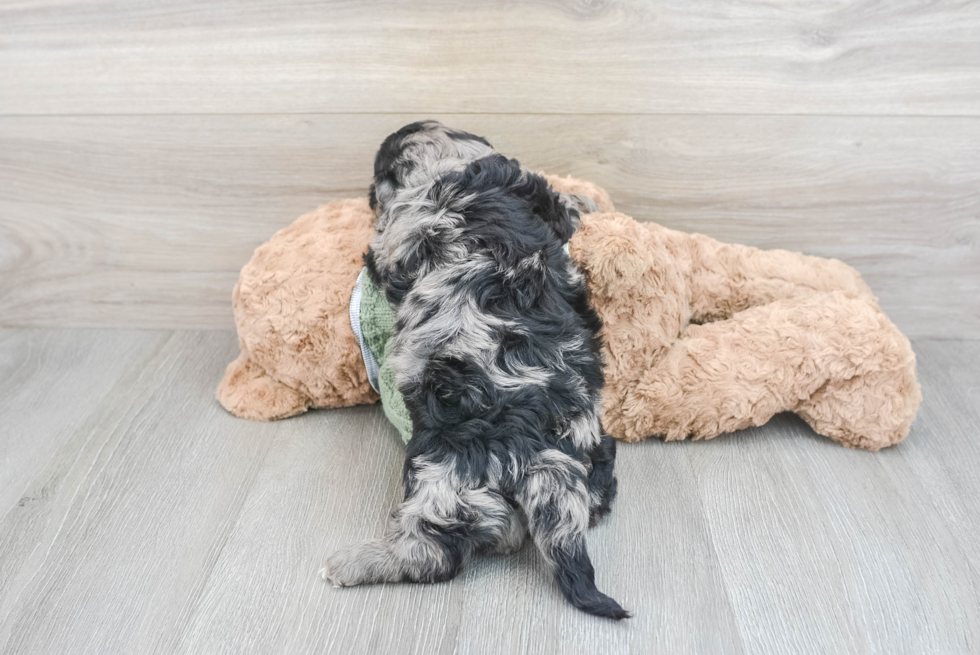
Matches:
[0,328,977,654]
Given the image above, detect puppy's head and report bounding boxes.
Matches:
[369,120,495,216]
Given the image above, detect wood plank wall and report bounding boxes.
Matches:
[1,1,978,338]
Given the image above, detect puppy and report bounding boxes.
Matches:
[322,121,628,619]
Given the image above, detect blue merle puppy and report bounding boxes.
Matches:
[321,121,628,619]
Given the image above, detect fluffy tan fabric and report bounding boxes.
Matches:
[570,212,921,450]
[217,198,377,420]
[217,177,920,450]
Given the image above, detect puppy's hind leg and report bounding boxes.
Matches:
[322,472,473,587]
[483,499,527,556]
[321,513,468,588]
[587,434,619,526]
[518,450,630,620]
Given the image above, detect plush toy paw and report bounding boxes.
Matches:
[216,354,311,421]
[571,213,659,294]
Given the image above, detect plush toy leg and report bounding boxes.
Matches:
[216,353,312,421]
[681,232,875,323]
[606,291,921,450]
[796,321,921,450]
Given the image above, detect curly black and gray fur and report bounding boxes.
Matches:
[321,121,628,620]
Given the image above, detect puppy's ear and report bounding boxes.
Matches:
[560,193,599,216]
[368,183,378,212]
[539,173,616,214]
[508,169,578,243]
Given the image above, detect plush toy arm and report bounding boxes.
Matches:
[217,354,313,421]
[678,232,876,324]
[603,290,920,450]
[219,199,380,422]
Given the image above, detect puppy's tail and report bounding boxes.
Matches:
[519,451,630,620]
[551,540,630,620]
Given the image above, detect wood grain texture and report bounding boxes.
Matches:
[2,114,977,337]
[0,329,168,516]
[0,330,277,653]
[177,411,744,655]
[1,329,979,654]
[686,413,980,654]
[1,0,979,116]
[894,341,980,577]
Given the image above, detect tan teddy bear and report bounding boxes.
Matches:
[218,176,920,451]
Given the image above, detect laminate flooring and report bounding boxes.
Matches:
[1,328,977,654]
